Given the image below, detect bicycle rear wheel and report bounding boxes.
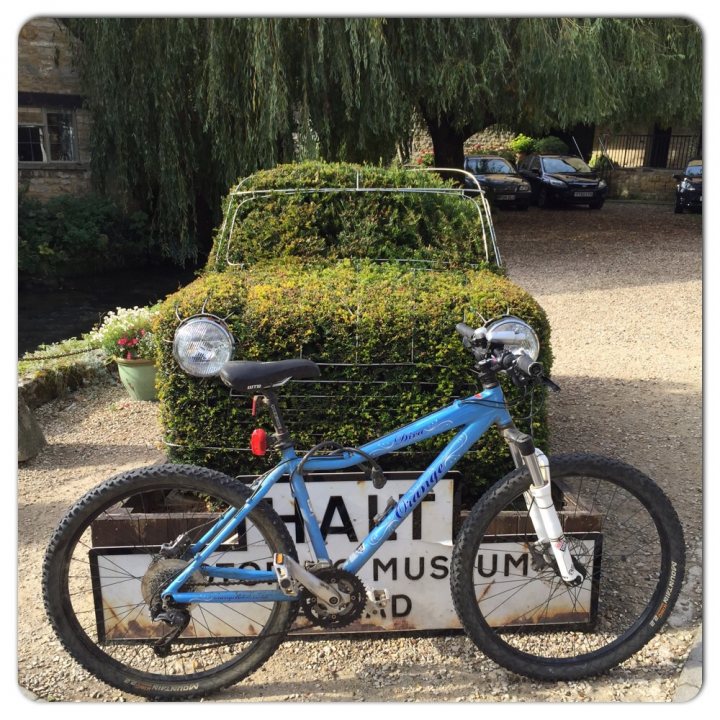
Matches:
[43,464,298,700]
[450,453,685,680]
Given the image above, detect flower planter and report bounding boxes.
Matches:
[115,357,157,401]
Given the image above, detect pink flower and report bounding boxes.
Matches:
[126,352,133,360]
[118,338,127,346]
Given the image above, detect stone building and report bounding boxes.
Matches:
[18,18,92,200]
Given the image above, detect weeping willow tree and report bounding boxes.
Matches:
[66,17,701,262]
[66,18,409,263]
[383,17,703,167]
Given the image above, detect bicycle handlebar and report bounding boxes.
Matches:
[455,323,476,341]
[513,351,544,378]
[455,323,544,381]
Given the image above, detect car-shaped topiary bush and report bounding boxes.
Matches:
[155,162,551,504]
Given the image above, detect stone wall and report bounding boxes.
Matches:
[18,18,93,200]
[18,18,82,94]
[411,126,515,160]
[18,164,92,200]
[605,167,678,203]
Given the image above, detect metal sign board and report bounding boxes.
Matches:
[89,472,600,639]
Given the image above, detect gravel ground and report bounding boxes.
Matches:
[17,201,703,703]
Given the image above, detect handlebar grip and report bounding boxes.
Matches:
[515,352,543,377]
[455,323,476,340]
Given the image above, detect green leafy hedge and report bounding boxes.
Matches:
[156,161,550,506]
[156,261,552,505]
[209,162,498,272]
[18,193,153,282]
[533,136,570,155]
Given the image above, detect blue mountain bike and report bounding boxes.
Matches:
[42,314,685,700]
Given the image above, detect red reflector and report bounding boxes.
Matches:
[250,428,268,456]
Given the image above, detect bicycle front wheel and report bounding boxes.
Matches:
[43,464,298,700]
[450,453,685,680]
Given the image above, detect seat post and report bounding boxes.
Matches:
[261,390,293,450]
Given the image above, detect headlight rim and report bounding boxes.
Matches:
[172,313,235,378]
[485,315,541,361]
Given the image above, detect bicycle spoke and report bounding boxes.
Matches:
[461,465,670,663]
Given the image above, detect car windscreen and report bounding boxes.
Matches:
[685,163,703,177]
[542,157,592,174]
[467,158,514,174]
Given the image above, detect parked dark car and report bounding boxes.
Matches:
[673,159,702,213]
[518,154,608,209]
[463,155,533,210]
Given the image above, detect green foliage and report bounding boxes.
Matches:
[66,18,411,263]
[18,193,152,281]
[507,134,536,155]
[210,162,499,271]
[589,152,613,172]
[416,151,435,167]
[155,262,552,505]
[66,17,701,260]
[533,136,570,155]
[18,334,103,377]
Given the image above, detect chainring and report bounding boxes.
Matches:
[300,567,367,629]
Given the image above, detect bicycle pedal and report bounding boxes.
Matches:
[273,553,298,597]
[366,588,390,611]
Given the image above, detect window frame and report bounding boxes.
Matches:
[18,123,48,162]
[18,108,78,164]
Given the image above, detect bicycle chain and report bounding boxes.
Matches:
[148,565,368,654]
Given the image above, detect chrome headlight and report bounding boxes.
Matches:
[485,316,540,360]
[173,315,234,377]
[546,177,567,188]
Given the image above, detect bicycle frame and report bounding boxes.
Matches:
[163,384,514,605]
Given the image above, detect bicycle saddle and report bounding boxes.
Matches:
[219,359,320,393]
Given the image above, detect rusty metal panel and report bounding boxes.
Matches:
[89,473,601,639]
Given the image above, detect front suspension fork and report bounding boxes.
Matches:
[501,425,583,585]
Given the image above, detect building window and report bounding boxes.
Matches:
[18,125,46,162]
[18,110,77,162]
[46,112,76,160]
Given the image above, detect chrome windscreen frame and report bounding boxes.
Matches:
[212,167,501,270]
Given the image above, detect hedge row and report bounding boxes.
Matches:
[18,193,153,282]
[209,162,498,272]
[155,260,551,505]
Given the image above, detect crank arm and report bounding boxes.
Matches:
[273,553,350,606]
